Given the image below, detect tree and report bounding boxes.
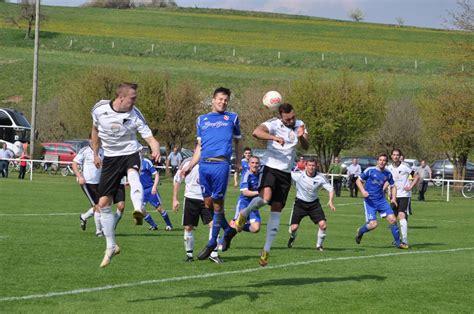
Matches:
[348,8,365,22]
[447,0,474,31]
[417,79,474,185]
[364,98,423,157]
[395,17,405,27]
[84,0,134,9]
[5,0,47,39]
[288,72,384,171]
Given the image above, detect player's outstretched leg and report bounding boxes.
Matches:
[198,212,221,260]
[288,225,297,248]
[316,228,326,251]
[159,208,173,231]
[99,206,120,267]
[260,211,281,266]
[80,207,95,231]
[355,224,370,244]
[128,170,144,225]
[184,228,194,262]
[94,211,103,236]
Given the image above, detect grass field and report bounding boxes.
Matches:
[0,174,473,312]
[0,2,471,110]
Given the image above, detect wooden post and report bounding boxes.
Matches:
[151,44,154,53]
[232,48,235,57]
[112,41,115,48]
[365,57,368,65]
[322,53,324,61]
[278,51,281,59]
[194,45,196,54]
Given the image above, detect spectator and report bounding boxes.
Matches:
[347,158,362,197]
[166,146,182,176]
[0,143,14,178]
[18,152,29,180]
[296,156,306,171]
[328,156,343,197]
[416,160,432,201]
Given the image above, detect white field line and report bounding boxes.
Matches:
[335,213,471,224]
[0,247,472,303]
[0,213,81,216]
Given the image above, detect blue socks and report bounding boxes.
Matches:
[161,210,173,227]
[208,212,223,247]
[389,223,401,246]
[144,214,157,228]
[358,224,370,235]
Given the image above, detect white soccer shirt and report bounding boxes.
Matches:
[291,170,333,202]
[261,118,307,173]
[73,146,103,184]
[91,100,153,157]
[174,159,203,200]
[388,163,414,198]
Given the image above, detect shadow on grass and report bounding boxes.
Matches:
[246,274,386,288]
[409,242,445,248]
[128,289,270,309]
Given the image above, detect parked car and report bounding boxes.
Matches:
[403,158,420,171]
[63,139,90,153]
[40,143,77,163]
[340,156,377,174]
[431,160,474,185]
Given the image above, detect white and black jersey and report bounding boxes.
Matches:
[174,158,203,201]
[387,163,415,198]
[91,100,153,157]
[261,118,307,173]
[291,170,333,202]
[73,146,103,184]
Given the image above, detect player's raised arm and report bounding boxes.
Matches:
[297,124,309,150]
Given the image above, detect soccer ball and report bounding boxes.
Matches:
[262,91,283,110]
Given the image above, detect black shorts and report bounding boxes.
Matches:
[82,183,125,206]
[98,152,141,198]
[259,166,292,206]
[394,197,412,216]
[290,198,326,225]
[182,197,213,227]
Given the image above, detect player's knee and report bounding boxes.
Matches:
[184,225,193,232]
[290,224,299,233]
[368,220,378,229]
[319,221,327,230]
[387,215,397,224]
[252,223,261,233]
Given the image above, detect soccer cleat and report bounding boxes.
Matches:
[165,225,173,231]
[398,242,409,249]
[355,228,363,244]
[100,244,120,268]
[316,246,324,252]
[259,250,269,267]
[209,255,224,264]
[287,235,296,248]
[80,215,87,231]
[149,225,158,231]
[197,244,217,260]
[221,228,237,252]
[133,210,144,225]
[95,231,103,237]
[184,255,194,262]
[234,213,247,231]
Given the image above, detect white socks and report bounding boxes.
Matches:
[240,196,267,218]
[81,207,94,220]
[127,170,143,211]
[184,230,194,256]
[264,212,281,252]
[400,219,408,244]
[317,228,326,248]
[100,206,116,250]
[94,211,102,234]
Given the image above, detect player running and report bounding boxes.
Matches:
[173,158,222,263]
[354,153,408,249]
[181,87,242,261]
[226,103,308,266]
[92,82,160,267]
[287,158,336,251]
[387,149,419,247]
[140,153,173,231]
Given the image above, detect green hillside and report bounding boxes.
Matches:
[0,3,471,110]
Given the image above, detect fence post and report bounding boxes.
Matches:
[29,159,33,181]
[278,51,281,59]
[151,44,154,53]
[193,46,196,54]
[322,53,324,61]
[446,181,450,202]
[232,48,235,57]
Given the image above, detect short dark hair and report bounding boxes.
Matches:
[244,147,252,152]
[378,153,388,161]
[116,82,138,97]
[278,103,294,115]
[391,148,402,156]
[213,87,231,98]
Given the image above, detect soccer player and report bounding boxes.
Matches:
[233,147,252,187]
[287,158,336,251]
[229,103,308,266]
[232,155,262,234]
[387,149,419,247]
[354,153,408,249]
[140,153,173,231]
[91,82,160,267]
[181,87,242,261]
[173,157,222,263]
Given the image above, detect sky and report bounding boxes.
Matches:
[15,0,461,29]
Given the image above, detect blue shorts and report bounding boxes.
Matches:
[199,161,230,200]
[363,198,394,222]
[234,199,261,223]
[143,187,162,208]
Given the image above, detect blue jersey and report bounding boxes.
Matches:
[238,171,260,208]
[359,166,394,201]
[140,158,157,189]
[241,158,250,177]
[196,111,241,161]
